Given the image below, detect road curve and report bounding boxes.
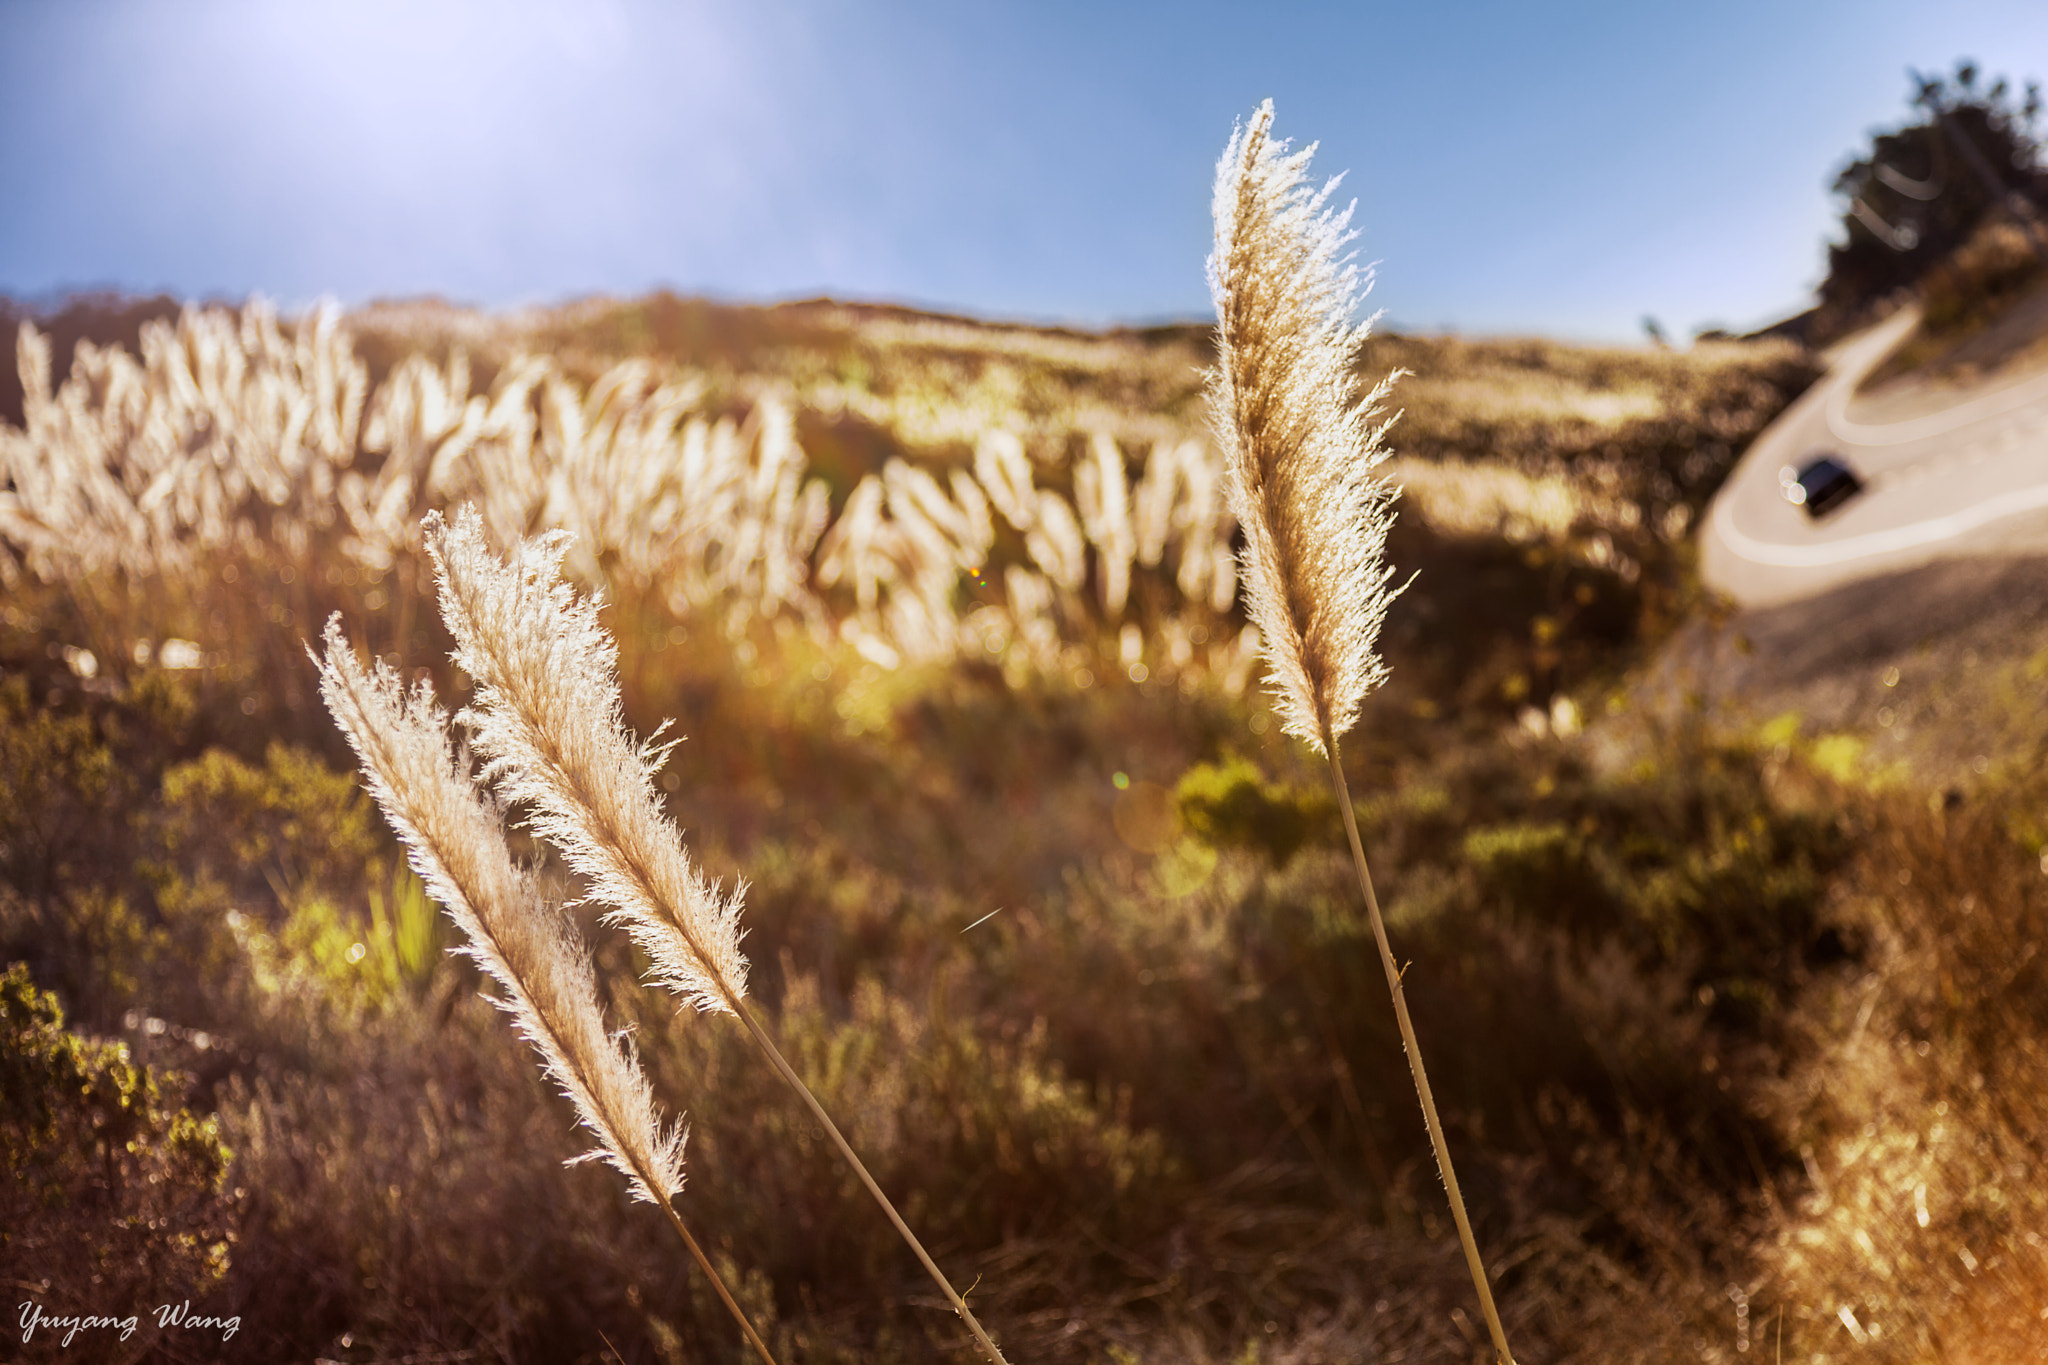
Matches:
[1701,304,2048,607]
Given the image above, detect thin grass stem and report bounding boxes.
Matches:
[728,997,1011,1365]
[656,1196,782,1365]
[1323,726,1516,1365]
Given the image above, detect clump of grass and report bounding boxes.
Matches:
[1208,100,1516,1364]
[1,300,1252,695]
[1864,216,2048,384]
[1749,772,2048,1358]
[1921,217,2048,333]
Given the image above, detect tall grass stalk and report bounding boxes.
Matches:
[313,623,781,1365]
[1208,100,1517,1365]
[424,508,1012,1365]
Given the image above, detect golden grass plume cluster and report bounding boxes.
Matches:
[1,302,1248,685]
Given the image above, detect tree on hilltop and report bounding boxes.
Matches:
[1819,61,2048,324]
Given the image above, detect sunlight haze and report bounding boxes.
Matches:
[4,0,2048,338]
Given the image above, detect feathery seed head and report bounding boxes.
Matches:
[424,506,750,1017]
[315,618,686,1205]
[1208,100,1405,754]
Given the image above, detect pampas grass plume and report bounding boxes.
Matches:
[424,507,1011,1364]
[1208,99,1403,755]
[425,508,750,1019]
[1208,101,1517,1365]
[317,620,780,1365]
[315,622,685,1206]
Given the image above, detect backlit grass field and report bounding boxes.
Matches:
[5,293,2046,1363]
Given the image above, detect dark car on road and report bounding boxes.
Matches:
[1780,454,1864,518]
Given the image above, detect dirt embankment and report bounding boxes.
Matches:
[1646,553,2048,787]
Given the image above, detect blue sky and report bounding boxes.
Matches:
[4,0,2047,340]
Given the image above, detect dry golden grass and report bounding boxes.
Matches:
[1,299,1257,694]
[40,270,2048,1363]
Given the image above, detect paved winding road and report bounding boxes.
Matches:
[1702,304,2048,606]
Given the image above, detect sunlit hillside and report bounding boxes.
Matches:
[5,294,2046,1363]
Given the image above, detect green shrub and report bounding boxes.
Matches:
[0,962,235,1318]
[0,676,131,915]
[157,742,380,909]
[1176,756,1334,865]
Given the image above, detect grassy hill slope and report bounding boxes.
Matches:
[4,293,2043,1362]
